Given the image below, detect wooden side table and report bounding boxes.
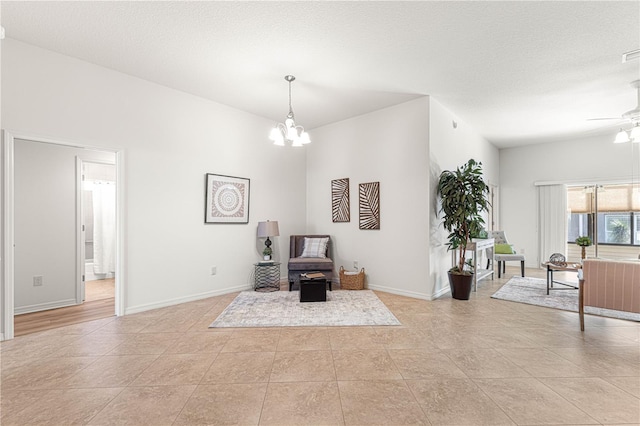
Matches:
[542,262,581,295]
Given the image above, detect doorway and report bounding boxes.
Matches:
[80,160,117,305]
[1,131,124,340]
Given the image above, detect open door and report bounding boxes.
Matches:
[77,158,116,305]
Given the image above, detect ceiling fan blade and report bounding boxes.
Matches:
[587,117,623,121]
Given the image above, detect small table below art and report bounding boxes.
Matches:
[299,274,327,302]
[542,262,581,295]
[254,262,281,292]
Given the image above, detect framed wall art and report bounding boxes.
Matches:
[359,181,380,230]
[331,178,350,222]
[205,173,250,224]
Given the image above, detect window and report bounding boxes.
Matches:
[599,213,631,244]
[567,184,640,247]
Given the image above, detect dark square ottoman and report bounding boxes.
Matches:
[299,278,327,302]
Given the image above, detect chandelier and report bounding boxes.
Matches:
[269,75,310,147]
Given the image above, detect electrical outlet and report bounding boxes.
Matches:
[353,260,358,270]
[33,275,43,286]
[520,249,525,254]
[211,266,217,275]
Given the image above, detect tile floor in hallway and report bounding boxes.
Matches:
[1,266,639,425]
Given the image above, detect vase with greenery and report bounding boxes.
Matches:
[437,159,490,300]
[575,235,592,260]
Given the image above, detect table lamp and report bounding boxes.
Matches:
[257,220,280,259]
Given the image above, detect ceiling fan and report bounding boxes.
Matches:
[588,79,640,124]
[588,80,640,143]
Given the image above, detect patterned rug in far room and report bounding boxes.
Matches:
[209,290,401,328]
[492,276,640,322]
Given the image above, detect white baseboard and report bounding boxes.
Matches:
[15,299,78,315]
[431,285,450,300]
[365,283,432,301]
[124,284,251,315]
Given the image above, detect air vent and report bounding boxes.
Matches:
[622,49,640,63]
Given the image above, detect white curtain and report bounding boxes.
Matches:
[538,184,568,264]
[92,181,116,274]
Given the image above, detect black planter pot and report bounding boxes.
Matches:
[448,272,473,300]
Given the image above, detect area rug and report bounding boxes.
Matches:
[209,290,401,328]
[492,276,640,322]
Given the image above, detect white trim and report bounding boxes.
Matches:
[114,151,125,316]
[125,285,251,315]
[2,131,15,341]
[15,299,78,315]
[76,157,83,305]
[534,176,636,186]
[431,285,451,300]
[365,283,432,301]
[0,130,125,340]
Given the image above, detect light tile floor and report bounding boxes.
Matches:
[1,267,639,425]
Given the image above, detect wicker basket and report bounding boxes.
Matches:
[339,266,365,290]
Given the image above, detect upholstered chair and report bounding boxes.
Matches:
[288,235,334,291]
[487,230,525,278]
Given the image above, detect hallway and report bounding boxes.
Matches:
[14,279,115,337]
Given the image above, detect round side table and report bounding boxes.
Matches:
[254,262,281,292]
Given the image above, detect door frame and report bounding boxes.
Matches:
[76,157,117,304]
[1,130,126,340]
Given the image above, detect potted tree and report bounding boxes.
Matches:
[437,159,490,300]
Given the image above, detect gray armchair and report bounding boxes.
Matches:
[487,230,525,278]
[288,235,334,291]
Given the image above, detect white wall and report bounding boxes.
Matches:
[428,98,500,298]
[14,139,114,313]
[306,98,432,299]
[500,132,638,267]
[307,97,498,300]
[2,39,307,314]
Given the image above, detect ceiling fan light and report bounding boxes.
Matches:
[614,129,630,144]
[629,125,640,142]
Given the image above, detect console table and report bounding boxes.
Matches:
[451,238,494,291]
[254,262,281,292]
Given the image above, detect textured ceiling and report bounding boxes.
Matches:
[1,1,639,148]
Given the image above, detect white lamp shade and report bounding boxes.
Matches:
[269,127,285,146]
[614,129,630,144]
[630,125,640,142]
[257,221,280,237]
[300,132,311,144]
